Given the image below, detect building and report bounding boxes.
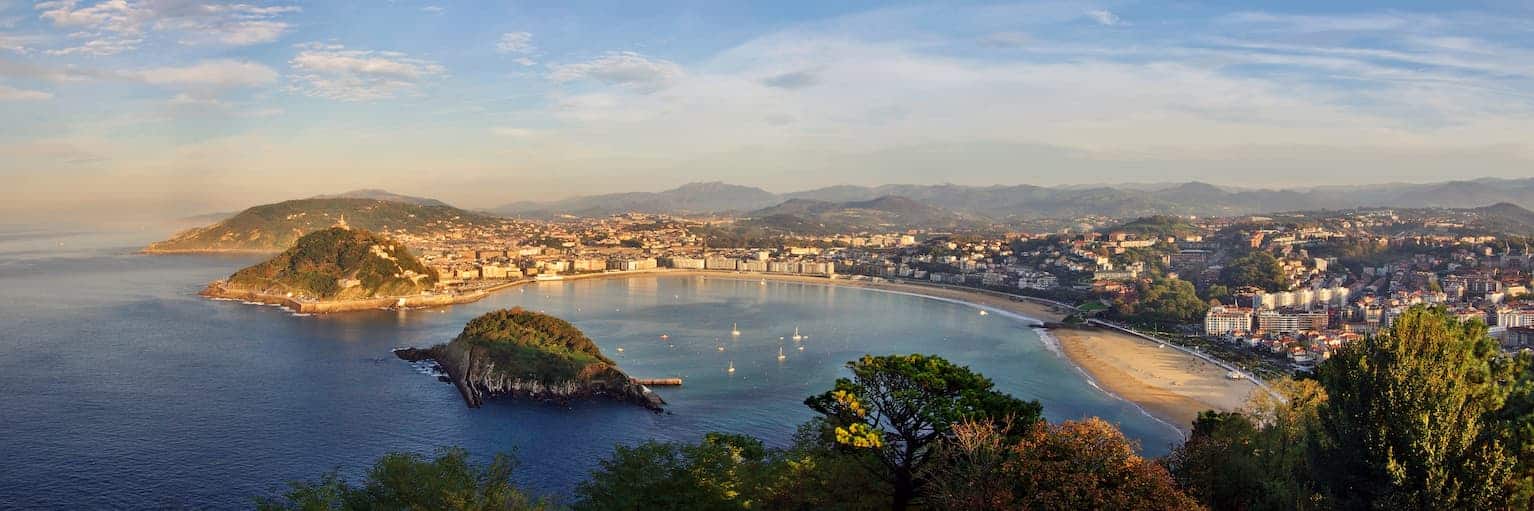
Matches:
[1256,310,1330,334]
[571,258,606,272]
[1204,306,1253,336]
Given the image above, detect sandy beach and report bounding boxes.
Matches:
[1051,326,1259,433]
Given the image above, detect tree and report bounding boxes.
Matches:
[1131,277,1208,325]
[255,448,549,511]
[574,433,777,511]
[1204,284,1231,304]
[804,354,1042,510]
[1222,251,1288,292]
[929,418,1203,510]
[1165,379,1328,511]
[1311,307,1517,510]
[1494,353,1534,509]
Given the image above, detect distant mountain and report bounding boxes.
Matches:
[216,227,438,300]
[743,195,978,234]
[498,178,1534,220]
[491,182,780,217]
[311,189,452,208]
[145,197,500,253]
[1470,202,1534,236]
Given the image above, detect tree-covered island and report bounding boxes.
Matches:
[395,308,663,411]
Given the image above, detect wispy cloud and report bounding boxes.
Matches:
[288,42,445,101]
[0,82,51,100]
[134,59,277,87]
[34,0,298,55]
[549,51,682,93]
[1085,9,1121,26]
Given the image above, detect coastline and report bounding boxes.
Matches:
[202,268,1255,433]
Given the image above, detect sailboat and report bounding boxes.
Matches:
[777,346,786,361]
[979,310,989,316]
[727,360,736,373]
[731,322,741,336]
[791,326,803,341]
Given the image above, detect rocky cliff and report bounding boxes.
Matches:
[394,308,664,411]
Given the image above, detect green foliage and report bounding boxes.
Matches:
[804,354,1042,510]
[150,198,501,252]
[1313,307,1517,510]
[1107,215,1199,239]
[227,227,437,300]
[1204,284,1231,303]
[573,433,775,511]
[1123,277,1208,325]
[450,308,617,384]
[1222,251,1288,292]
[1166,380,1329,510]
[255,447,550,511]
[1498,353,1534,509]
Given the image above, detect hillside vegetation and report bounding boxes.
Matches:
[224,227,437,300]
[146,197,499,252]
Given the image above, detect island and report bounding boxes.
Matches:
[201,226,485,313]
[394,308,664,411]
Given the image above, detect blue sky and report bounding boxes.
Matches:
[3,0,1534,218]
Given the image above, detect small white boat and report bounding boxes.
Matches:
[979,310,989,316]
[792,326,803,341]
[660,333,670,340]
[727,361,736,373]
[717,345,725,352]
[731,322,741,336]
[797,345,805,351]
[616,347,624,353]
[777,346,786,361]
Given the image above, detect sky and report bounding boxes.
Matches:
[3,0,1534,219]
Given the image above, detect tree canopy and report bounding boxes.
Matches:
[803,354,1042,510]
[1222,251,1289,292]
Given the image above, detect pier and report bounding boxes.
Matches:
[631,377,683,386]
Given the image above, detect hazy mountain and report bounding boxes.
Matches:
[145,198,500,253]
[743,195,978,234]
[492,177,1534,221]
[491,182,780,217]
[1470,202,1534,236]
[312,189,452,208]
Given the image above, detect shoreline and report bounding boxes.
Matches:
[202,268,1254,433]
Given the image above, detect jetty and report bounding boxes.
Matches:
[631,377,683,386]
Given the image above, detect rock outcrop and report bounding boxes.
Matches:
[394,308,664,411]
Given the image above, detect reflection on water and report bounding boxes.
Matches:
[0,231,1180,510]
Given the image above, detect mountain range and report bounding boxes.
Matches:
[492,178,1534,220]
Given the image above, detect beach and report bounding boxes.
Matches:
[1051,326,1259,433]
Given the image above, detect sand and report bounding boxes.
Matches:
[1051,327,1259,433]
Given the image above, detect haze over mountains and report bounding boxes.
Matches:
[492,178,1534,220]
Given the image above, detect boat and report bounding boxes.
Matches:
[797,345,805,351]
[727,361,736,373]
[717,345,725,352]
[777,346,786,361]
[616,347,624,353]
[660,333,670,340]
[731,322,741,336]
[979,310,989,316]
[791,326,803,341]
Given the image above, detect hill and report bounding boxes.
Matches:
[215,227,437,301]
[393,308,661,410]
[492,181,780,218]
[492,178,1534,220]
[743,195,979,234]
[145,197,500,253]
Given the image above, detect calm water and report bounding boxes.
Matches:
[0,228,1181,509]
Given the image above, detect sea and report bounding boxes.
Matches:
[0,227,1182,509]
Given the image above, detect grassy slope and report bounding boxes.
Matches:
[225,227,437,300]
